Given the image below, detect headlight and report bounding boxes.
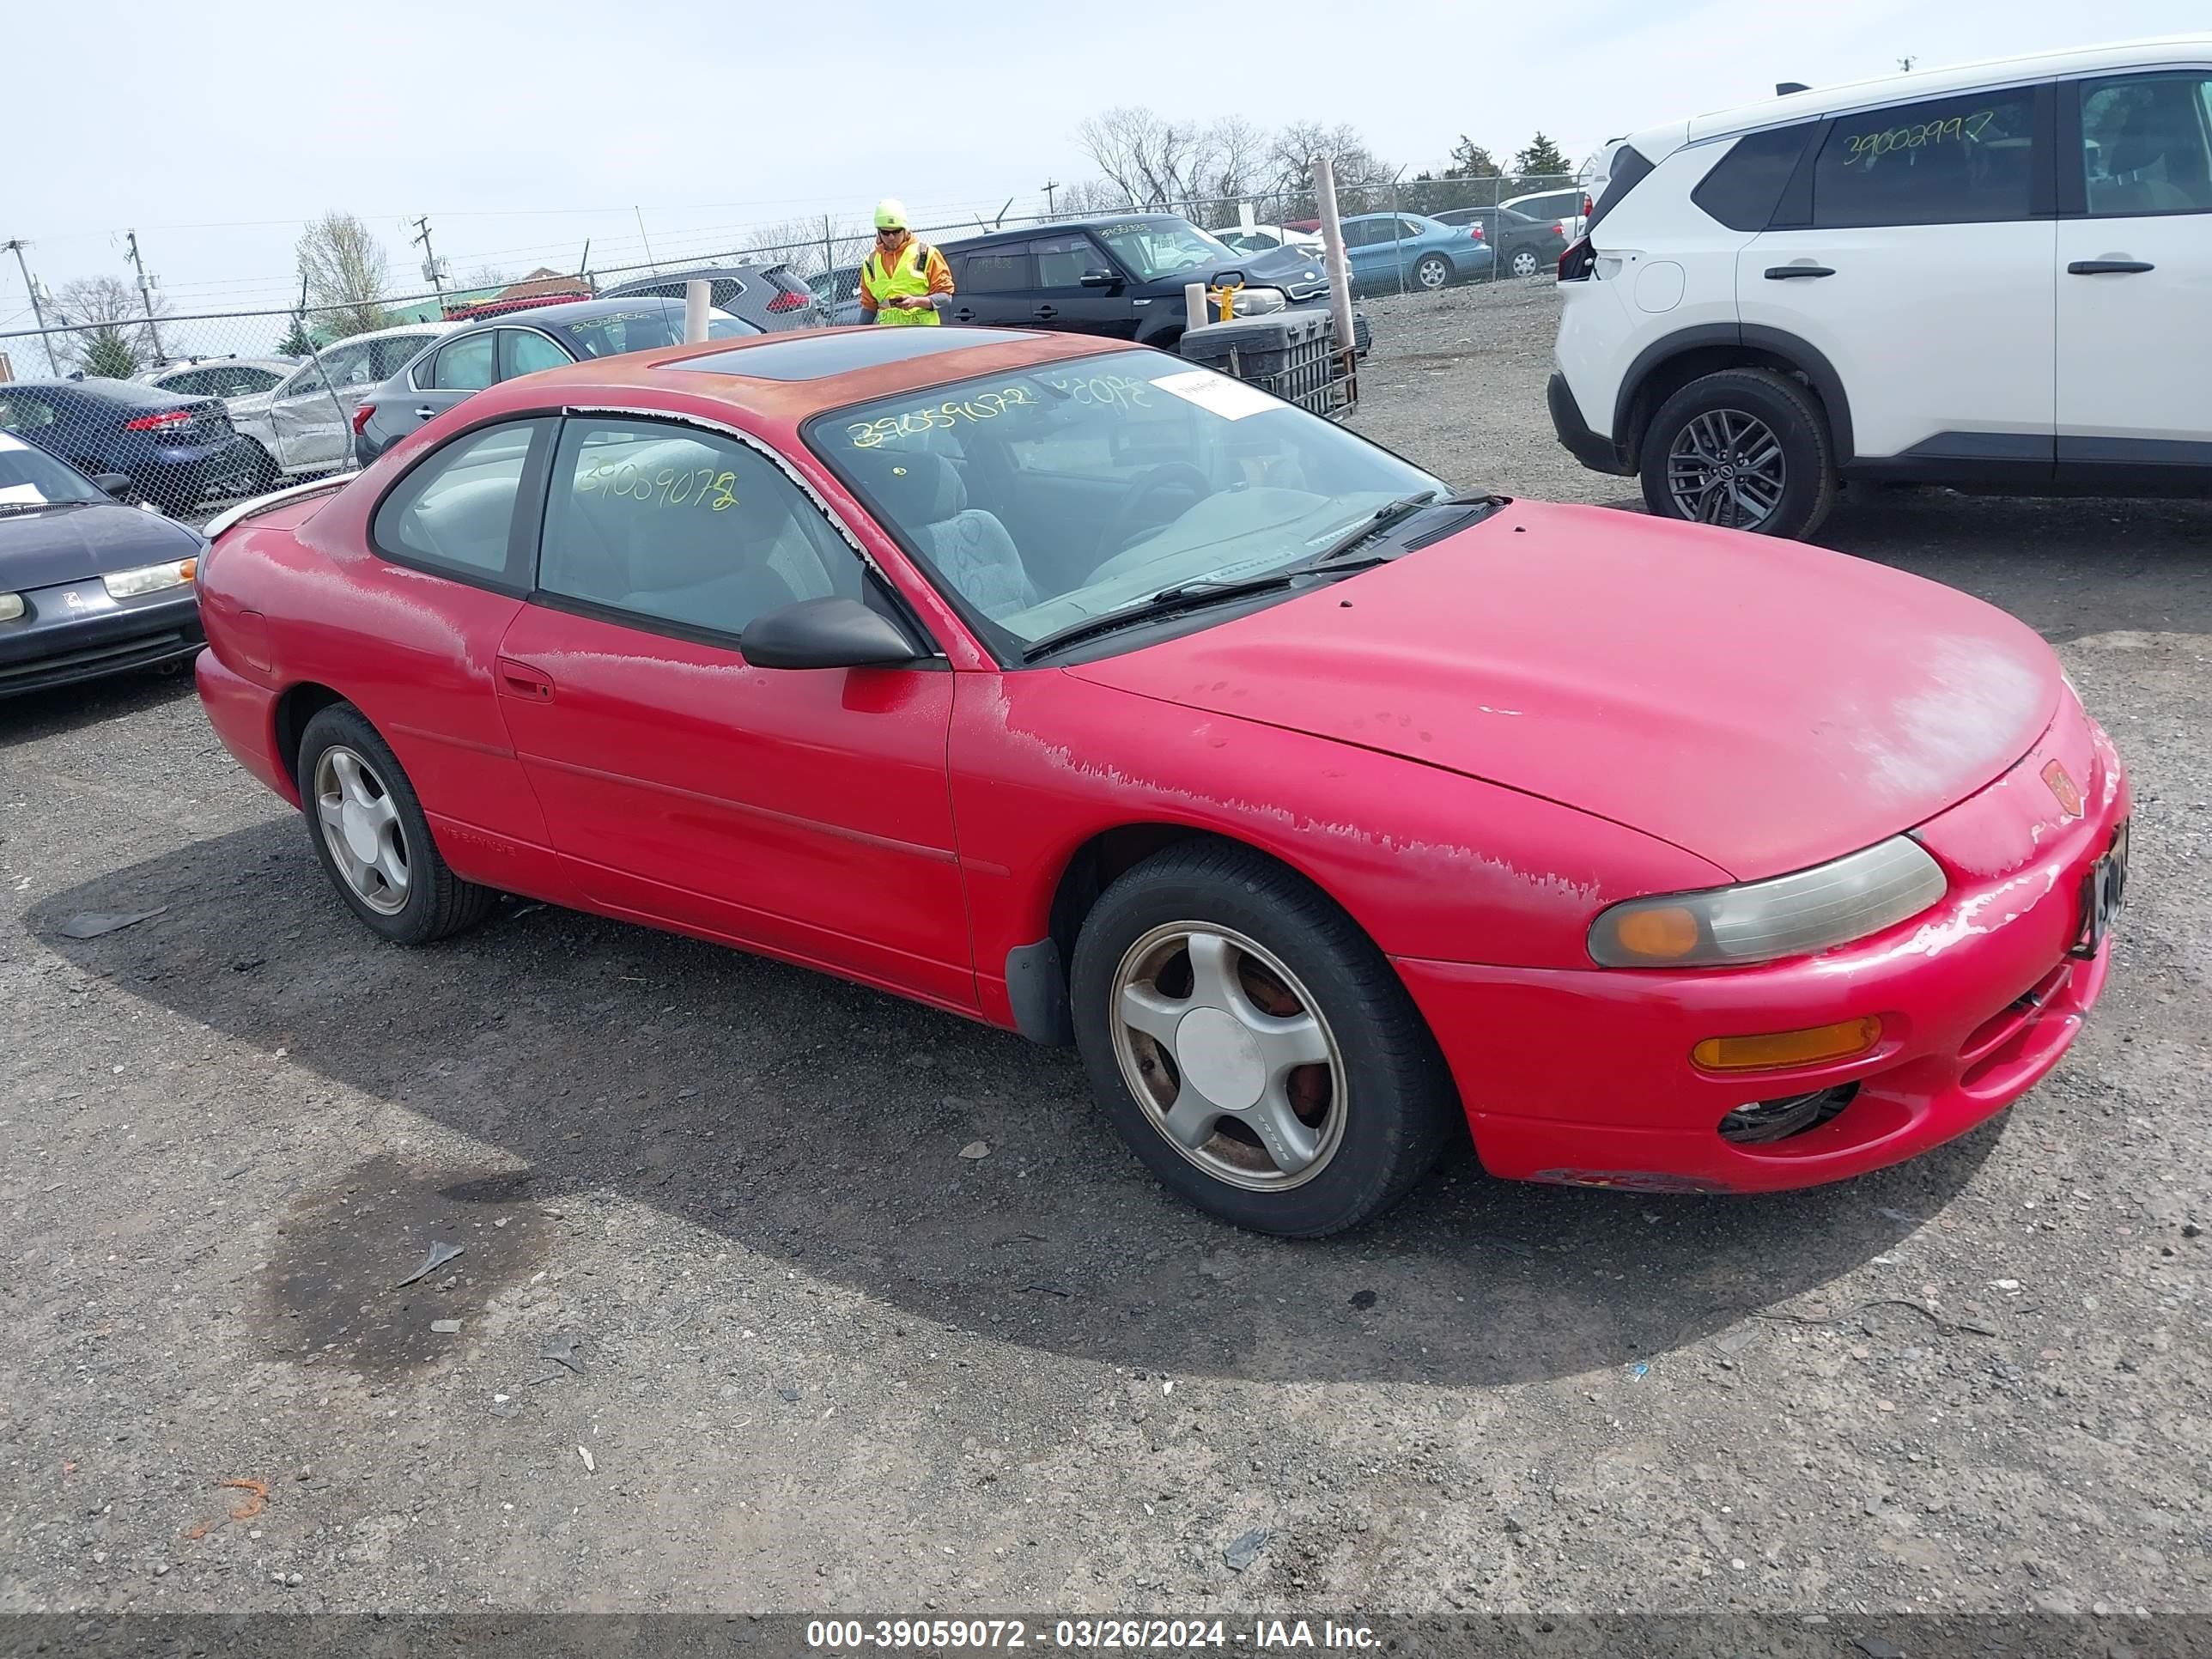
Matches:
[0,592,22,622]
[1588,836,1947,969]
[101,558,197,600]
[1230,285,1287,315]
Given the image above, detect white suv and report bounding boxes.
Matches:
[1549,34,2212,539]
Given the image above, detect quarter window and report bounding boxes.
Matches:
[537,417,856,641]
[371,420,545,582]
[1692,125,1815,230]
[1812,88,2038,228]
[2079,72,2212,216]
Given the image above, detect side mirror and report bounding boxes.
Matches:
[739,596,920,671]
[94,472,131,500]
[1078,270,1120,289]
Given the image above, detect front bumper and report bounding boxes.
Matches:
[1547,371,1627,475]
[0,582,203,697]
[1396,699,2129,1194]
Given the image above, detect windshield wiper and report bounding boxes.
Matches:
[1305,491,1441,566]
[1021,573,1299,662]
[0,499,91,517]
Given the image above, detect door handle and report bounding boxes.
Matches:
[1764,264,1835,280]
[414,405,436,420]
[496,657,554,701]
[1034,306,1059,320]
[2067,259,2154,275]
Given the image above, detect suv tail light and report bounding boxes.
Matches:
[764,291,811,313]
[1559,236,1596,282]
[351,402,377,436]
[125,409,192,432]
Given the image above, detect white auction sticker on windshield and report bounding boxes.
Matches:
[0,432,27,452]
[1149,369,1277,422]
[0,483,47,505]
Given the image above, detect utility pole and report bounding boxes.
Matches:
[1898,55,1917,71]
[3,239,61,374]
[1042,179,1060,216]
[122,230,166,363]
[410,216,444,295]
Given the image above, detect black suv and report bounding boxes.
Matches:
[939,214,1368,354]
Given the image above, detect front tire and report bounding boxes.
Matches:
[1070,842,1458,1237]
[1638,367,1837,540]
[1414,254,1452,291]
[295,703,495,945]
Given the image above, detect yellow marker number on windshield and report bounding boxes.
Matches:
[847,384,1040,448]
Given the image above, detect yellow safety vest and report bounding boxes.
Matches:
[864,240,939,325]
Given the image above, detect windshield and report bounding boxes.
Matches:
[808,349,1446,659]
[1091,219,1239,282]
[558,307,755,357]
[0,432,105,507]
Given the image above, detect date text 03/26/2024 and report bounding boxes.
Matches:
[805,1620,1381,1650]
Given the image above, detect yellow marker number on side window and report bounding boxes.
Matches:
[579,455,738,511]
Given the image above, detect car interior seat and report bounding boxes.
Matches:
[843,448,1037,620]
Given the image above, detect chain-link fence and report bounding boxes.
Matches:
[0,173,1583,521]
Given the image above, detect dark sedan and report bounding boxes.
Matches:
[1431,206,1570,278]
[0,433,208,696]
[0,378,258,515]
[354,297,761,464]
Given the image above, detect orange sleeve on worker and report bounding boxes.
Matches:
[858,235,956,319]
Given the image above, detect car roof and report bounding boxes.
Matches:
[943,214,1188,249]
[1647,33,2212,155]
[6,376,199,406]
[325,319,453,343]
[605,263,775,284]
[468,325,1139,423]
[449,295,689,331]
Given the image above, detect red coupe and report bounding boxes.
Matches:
[193,326,2130,1235]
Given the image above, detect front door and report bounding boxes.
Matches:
[492,413,973,1009]
[1025,233,1137,337]
[1737,83,2057,468]
[2056,68,2212,473]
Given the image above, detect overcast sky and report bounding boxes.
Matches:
[3,0,2203,332]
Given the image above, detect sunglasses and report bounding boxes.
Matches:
[876,226,905,236]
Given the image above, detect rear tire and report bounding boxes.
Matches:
[295,703,495,945]
[1510,248,1542,277]
[1638,368,1837,541]
[1070,842,1458,1237]
[1414,254,1453,291]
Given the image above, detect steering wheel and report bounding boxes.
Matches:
[1096,465,1214,561]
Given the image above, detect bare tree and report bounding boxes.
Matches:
[742,214,868,279]
[1077,106,1271,216]
[51,275,165,377]
[1054,176,1135,217]
[1266,121,1394,216]
[295,211,392,338]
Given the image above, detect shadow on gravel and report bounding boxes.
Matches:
[28,817,1997,1388]
[0,659,199,749]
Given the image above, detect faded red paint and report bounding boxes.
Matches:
[194,327,2130,1198]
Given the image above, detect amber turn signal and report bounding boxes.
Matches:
[1692,1017,1882,1073]
[1608,904,1700,961]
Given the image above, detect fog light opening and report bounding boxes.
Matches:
[1717,1084,1858,1146]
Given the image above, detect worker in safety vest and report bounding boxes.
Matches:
[859,198,953,325]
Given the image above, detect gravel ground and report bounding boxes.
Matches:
[3,283,2209,1622]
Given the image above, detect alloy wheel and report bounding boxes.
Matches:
[313,744,410,915]
[1665,407,1788,530]
[1108,923,1348,1191]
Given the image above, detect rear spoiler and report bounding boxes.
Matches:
[203,472,358,539]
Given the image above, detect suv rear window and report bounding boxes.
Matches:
[1690,125,1815,230]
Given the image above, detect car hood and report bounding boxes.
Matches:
[1146,244,1327,293]
[1062,501,2061,880]
[0,501,204,589]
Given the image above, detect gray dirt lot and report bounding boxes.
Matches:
[3,283,2208,1620]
